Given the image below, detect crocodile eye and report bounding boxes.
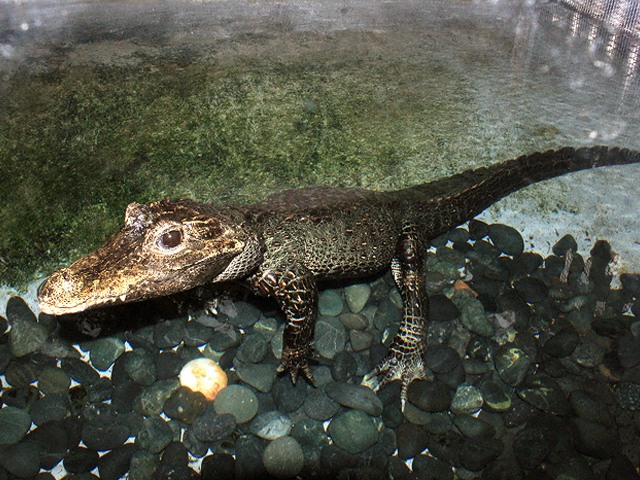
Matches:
[159,229,183,249]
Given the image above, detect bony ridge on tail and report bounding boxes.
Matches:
[38,146,640,409]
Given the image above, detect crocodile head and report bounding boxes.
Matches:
[38,199,261,316]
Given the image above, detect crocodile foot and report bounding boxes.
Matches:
[277,344,317,386]
[362,349,432,411]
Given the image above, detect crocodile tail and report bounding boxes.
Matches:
[403,146,640,237]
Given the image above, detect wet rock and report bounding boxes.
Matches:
[517,374,570,416]
[514,277,549,304]
[304,388,340,421]
[0,441,41,478]
[64,446,99,474]
[469,219,489,240]
[570,390,612,425]
[271,373,308,413]
[235,362,276,393]
[395,423,429,459]
[350,329,374,352]
[516,252,544,275]
[61,357,100,386]
[235,434,269,479]
[488,223,524,256]
[315,315,347,359]
[124,349,157,386]
[325,382,383,416]
[154,319,187,349]
[344,284,371,313]
[236,333,269,363]
[572,417,618,458]
[453,414,496,439]
[97,443,139,480]
[614,382,640,410]
[183,320,214,347]
[227,301,262,328]
[412,453,453,479]
[5,360,39,388]
[340,312,369,330]
[81,415,131,451]
[571,338,606,368]
[135,378,181,416]
[459,436,503,471]
[0,406,32,445]
[250,410,292,440]
[136,415,173,453]
[201,453,235,480]
[191,409,236,442]
[30,393,68,425]
[24,420,67,469]
[617,334,640,369]
[450,383,483,415]
[214,384,259,423]
[494,344,532,387]
[89,337,126,371]
[207,325,242,352]
[331,351,358,381]
[479,380,512,412]
[129,450,157,480]
[262,436,305,479]
[319,289,344,316]
[553,234,578,256]
[163,386,207,424]
[453,292,494,337]
[8,313,48,357]
[543,327,579,358]
[430,295,460,322]
[513,423,555,470]
[407,380,452,412]
[328,409,379,454]
[425,345,461,374]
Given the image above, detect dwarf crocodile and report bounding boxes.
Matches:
[38,146,640,408]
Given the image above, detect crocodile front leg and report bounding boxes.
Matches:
[364,224,432,410]
[250,264,318,384]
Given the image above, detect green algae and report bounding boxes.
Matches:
[0,35,562,288]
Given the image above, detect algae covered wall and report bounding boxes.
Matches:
[0,0,639,289]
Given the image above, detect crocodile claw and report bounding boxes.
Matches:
[362,349,432,411]
[277,344,317,386]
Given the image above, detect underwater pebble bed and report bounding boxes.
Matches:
[1,219,640,479]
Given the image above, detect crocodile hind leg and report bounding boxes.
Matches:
[250,264,318,385]
[363,224,432,410]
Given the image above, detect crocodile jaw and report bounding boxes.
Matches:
[37,267,136,315]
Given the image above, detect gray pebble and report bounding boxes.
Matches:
[450,384,483,415]
[0,406,31,445]
[250,410,292,440]
[344,283,371,313]
[136,415,173,453]
[314,315,347,360]
[262,436,305,479]
[89,337,126,371]
[319,289,344,316]
[328,409,379,454]
[235,362,276,393]
[191,409,236,442]
[214,384,259,423]
[325,382,383,416]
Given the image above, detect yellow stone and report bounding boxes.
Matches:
[179,357,228,401]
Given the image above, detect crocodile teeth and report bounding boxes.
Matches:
[119,294,127,302]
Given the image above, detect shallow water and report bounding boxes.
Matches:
[1,2,640,479]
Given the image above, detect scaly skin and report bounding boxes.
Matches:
[38,146,640,408]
